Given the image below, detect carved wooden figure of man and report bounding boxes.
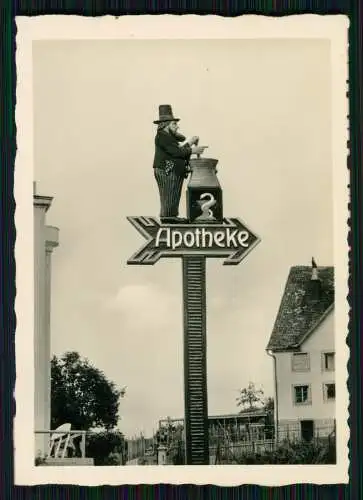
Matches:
[153,105,207,223]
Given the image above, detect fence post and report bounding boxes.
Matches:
[158,445,167,465]
[81,431,86,458]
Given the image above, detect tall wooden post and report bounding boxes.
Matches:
[182,256,209,465]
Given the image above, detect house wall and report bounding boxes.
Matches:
[274,310,335,438]
[34,192,59,457]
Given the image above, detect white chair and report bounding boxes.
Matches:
[48,423,77,459]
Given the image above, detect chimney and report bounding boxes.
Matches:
[310,257,322,301]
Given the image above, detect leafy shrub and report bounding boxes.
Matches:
[235,440,336,465]
[86,429,125,466]
[35,456,47,466]
[103,451,123,466]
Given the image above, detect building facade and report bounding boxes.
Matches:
[266,262,335,442]
[34,182,59,456]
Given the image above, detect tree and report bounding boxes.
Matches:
[51,351,123,431]
[263,396,274,413]
[236,382,264,411]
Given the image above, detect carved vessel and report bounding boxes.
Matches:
[186,158,223,223]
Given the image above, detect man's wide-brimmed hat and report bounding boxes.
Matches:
[153,104,180,124]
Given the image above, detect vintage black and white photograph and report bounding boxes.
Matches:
[14,15,349,486]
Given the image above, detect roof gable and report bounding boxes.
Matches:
[266,266,334,351]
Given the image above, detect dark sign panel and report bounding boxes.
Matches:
[187,189,223,223]
[127,216,260,265]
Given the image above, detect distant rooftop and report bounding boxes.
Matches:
[266,265,334,352]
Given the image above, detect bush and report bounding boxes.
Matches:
[104,451,123,466]
[86,430,126,466]
[35,456,47,466]
[235,440,336,465]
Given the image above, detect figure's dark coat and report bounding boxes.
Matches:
[153,129,192,176]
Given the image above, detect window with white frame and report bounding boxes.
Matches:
[323,383,336,401]
[293,384,311,405]
[322,352,335,371]
[291,352,310,371]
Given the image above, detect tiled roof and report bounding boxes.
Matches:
[266,266,334,351]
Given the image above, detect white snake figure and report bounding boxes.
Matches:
[195,192,217,221]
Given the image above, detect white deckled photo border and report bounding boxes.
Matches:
[14,14,349,486]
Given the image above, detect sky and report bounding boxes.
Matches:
[32,38,333,438]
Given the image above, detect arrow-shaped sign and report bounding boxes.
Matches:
[127,216,260,265]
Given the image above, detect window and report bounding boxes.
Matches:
[293,384,311,405]
[322,352,335,371]
[292,352,310,371]
[323,383,336,402]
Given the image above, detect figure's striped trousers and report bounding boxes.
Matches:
[154,168,185,218]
